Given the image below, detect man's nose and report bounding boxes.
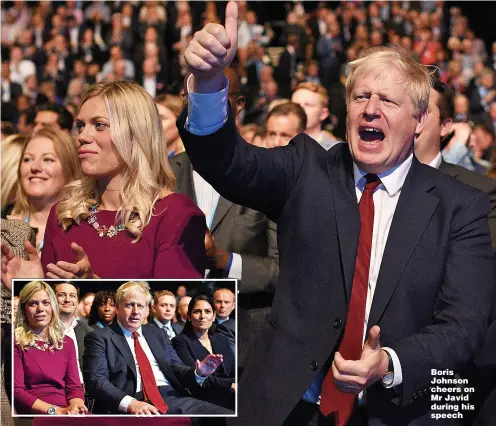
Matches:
[364,96,381,118]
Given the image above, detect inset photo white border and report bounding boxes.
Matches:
[11,278,237,418]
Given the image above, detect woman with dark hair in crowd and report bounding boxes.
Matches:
[1,81,206,286]
[87,290,116,329]
[172,295,235,409]
[13,280,87,415]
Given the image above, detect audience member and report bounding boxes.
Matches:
[150,290,183,339]
[87,290,117,329]
[53,281,93,382]
[7,127,80,254]
[172,295,235,409]
[13,281,88,415]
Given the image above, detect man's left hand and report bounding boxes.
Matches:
[205,230,230,270]
[332,325,389,394]
[196,353,224,376]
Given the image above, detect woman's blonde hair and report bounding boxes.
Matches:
[14,281,65,351]
[116,281,152,306]
[1,134,28,211]
[11,127,80,218]
[345,45,433,117]
[57,81,176,242]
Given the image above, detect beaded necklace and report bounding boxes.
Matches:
[32,339,54,352]
[87,204,126,238]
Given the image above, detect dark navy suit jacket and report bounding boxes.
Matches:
[83,322,200,413]
[178,109,495,426]
[172,328,235,391]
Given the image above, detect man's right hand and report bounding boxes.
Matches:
[184,1,238,93]
[127,399,160,415]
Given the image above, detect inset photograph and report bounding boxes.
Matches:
[11,279,236,417]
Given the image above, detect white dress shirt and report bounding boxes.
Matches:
[185,76,406,398]
[117,322,172,413]
[192,168,242,279]
[427,151,443,169]
[143,76,157,98]
[64,317,84,384]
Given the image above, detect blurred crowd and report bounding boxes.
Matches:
[1,1,495,157]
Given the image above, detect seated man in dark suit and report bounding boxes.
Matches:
[83,281,233,415]
[54,282,93,383]
[150,290,184,339]
[414,79,496,247]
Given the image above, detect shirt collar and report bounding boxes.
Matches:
[353,153,413,198]
[66,317,78,332]
[153,317,170,329]
[427,152,442,169]
[118,320,142,338]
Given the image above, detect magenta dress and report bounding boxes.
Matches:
[41,193,206,278]
[14,337,84,414]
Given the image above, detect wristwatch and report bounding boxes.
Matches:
[47,406,56,415]
[381,350,394,387]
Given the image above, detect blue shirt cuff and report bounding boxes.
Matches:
[186,74,229,136]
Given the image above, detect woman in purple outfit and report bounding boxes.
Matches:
[1,81,206,283]
[14,280,87,415]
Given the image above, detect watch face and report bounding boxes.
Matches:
[382,373,394,387]
[47,407,56,415]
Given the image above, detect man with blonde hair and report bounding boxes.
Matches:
[180,3,494,424]
[291,81,340,150]
[83,281,233,415]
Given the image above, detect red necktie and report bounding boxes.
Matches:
[320,174,381,425]
[132,331,169,414]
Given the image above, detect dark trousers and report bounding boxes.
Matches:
[135,387,234,415]
[283,400,368,426]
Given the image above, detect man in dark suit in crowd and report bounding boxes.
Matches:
[53,282,92,382]
[171,67,278,369]
[414,79,496,247]
[83,281,233,415]
[179,3,494,425]
[1,59,22,106]
[150,290,184,339]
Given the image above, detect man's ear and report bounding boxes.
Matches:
[440,118,453,138]
[236,96,246,115]
[320,107,330,123]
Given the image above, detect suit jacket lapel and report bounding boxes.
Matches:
[438,160,459,178]
[210,196,233,232]
[327,146,361,299]
[142,325,182,390]
[368,157,439,328]
[172,154,197,203]
[110,323,137,378]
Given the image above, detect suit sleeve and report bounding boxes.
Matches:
[391,191,495,406]
[171,335,198,368]
[486,181,496,249]
[239,219,279,293]
[83,331,129,412]
[178,108,307,222]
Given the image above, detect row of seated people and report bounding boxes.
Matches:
[13,280,235,416]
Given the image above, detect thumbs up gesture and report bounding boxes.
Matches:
[184,1,238,93]
[46,242,98,279]
[331,326,391,394]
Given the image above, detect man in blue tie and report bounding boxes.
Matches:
[151,290,184,339]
